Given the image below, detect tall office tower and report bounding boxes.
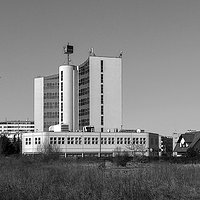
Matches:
[78,55,122,132]
[34,74,59,132]
[34,49,122,132]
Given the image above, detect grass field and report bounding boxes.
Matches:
[0,156,200,200]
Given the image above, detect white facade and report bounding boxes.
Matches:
[22,131,159,157]
[89,56,122,132]
[34,77,44,132]
[59,65,74,130]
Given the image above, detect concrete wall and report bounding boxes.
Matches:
[89,56,122,132]
[34,77,44,132]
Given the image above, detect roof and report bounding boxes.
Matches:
[174,131,200,153]
[177,133,195,143]
[188,131,200,149]
[174,145,188,153]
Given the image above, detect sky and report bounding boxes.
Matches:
[1,0,200,136]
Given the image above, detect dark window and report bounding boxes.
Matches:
[101,60,103,72]
[61,113,63,122]
[101,95,103,104]
[101,74,103,83]
[101,105,104,115]
[61,71,63,81]
[61,82,63,91]
[101,116,104,125]
[61,103,63,111]
[61,92,63,101]
[101,84,103,93]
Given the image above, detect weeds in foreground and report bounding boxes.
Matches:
[0,157,200,200]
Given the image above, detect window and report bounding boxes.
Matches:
[124,138,127,144]
[50,137,53,144]
[101,74,103,83]
[101,116,104,125]
[71,137,74,145]
[67,137,70,144]
[117,138,120,144]
[53,137,57,144]
[35,137,41,145]
[101,95,104,104]
[61,92,63,101]
[112,138,115,144]
[61,71,63,81]
[101,60,103,72]
[25,138,31,145]
[101,128,104,132]
[61,82,63,91]
[101,84,103,93]
[61,103,63,112]
[58,137,65,145]
[101,105,104,115]
[61,113,63,122]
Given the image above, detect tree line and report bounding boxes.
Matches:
[0,135,21,156]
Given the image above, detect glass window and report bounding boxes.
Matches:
[101,95,104,104]
[61,71,63,81]
[101,74,103,83]
[101,84,103,93]
[101,60,103,72]
[101,116,104,125]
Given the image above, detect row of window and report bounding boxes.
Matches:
[79,108,89,116]
[0,126,34,128]
[44,112,59,118]
[79,87,89,96]
[44,93,58,99]
[79,77,89,86]
[44,82,59,89]
[25,137,147,146]
[79,63,89,75]
[0,121,34,125]
[50,137,65,145]
[79,98,89,106]
[44,102,59,109]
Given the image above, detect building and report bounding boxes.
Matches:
[173,131,200,156]
[34,49,122,132]
[22,130,159,157]
[34,74,59,132]
[0,120,34,140]
[159,136,173,157]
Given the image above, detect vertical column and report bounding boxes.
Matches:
[59,65,73,131]
[73,66,79,131]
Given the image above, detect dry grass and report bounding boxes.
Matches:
[0,157,200,200]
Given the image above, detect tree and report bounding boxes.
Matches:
[186,147,199,158]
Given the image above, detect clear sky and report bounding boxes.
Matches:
[1,0,200,136]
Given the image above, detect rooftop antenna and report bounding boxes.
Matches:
[63,43,74,65]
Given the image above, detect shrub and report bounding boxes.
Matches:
[113,152,132,167]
